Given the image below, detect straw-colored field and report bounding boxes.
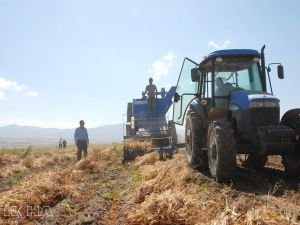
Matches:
[0,144,300,224]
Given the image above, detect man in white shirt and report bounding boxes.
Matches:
[58,138,63,149]
[74,120,89,160]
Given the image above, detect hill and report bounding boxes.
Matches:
[0,124,124,147]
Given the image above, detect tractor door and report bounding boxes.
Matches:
[173,58,199,125]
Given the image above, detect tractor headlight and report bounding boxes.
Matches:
[249,101,279,108]
[264,101,280,108]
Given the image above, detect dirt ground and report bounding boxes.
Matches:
[0,145,300,225]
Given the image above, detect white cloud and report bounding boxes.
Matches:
[24,91,38,97]
[150,60,168,80]
[0,76,38,100]
[164,51,176,62]
[148,51,177,81]
[0,77,27,91]
[208,40,231,50]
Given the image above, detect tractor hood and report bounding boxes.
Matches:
[229,90,280,111]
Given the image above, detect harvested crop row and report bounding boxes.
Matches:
[0,145,122,224]
[124,152,297,225]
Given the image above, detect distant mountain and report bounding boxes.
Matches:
[0,124,124,147]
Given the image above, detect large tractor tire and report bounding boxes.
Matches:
[185,112,208,170]
[282,154,300,175]
[281,110,300,175]
[243,154,268,170]
[207,120,236,182]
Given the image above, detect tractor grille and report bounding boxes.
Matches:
[238,107,280,145]
[248,107,280,132]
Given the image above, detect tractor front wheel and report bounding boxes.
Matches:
[207,120,236,182]
[185,112,208,169]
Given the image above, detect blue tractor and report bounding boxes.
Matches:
[123,87,178,161]
[173,46,300,181]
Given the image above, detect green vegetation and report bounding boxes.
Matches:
[102,189,117,201]
[7,170,29,187]
[1,147,27,156]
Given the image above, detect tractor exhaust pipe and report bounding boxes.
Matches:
[261,45,267,92]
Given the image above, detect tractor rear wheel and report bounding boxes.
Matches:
[282,153,300,175]
[208,120,236,182]
[243,154,268,170]
[185,112,208,169]
[281,111,300,175]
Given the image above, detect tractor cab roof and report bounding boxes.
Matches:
[199,49,260,72]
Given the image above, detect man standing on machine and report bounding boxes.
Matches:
[144,77,157,116]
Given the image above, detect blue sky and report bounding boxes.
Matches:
[0,0,299,128]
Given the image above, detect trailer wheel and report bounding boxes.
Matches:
[185,112,208,169]
[243,154,267,170]
[123,146,130,161]
[159,150,166,161]
[208,120,236,182]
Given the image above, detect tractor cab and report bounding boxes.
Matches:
[173,49,279,125]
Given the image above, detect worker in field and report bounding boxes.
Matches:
[62,139,67,149]
[74,120,89,160]
[58,138,63,149]
[144,77,157,116]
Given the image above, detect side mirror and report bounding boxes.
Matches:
[174,92,180,103]
[191,68,200,82]
[277,65,284,79]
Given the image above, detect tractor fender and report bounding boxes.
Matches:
[281,108,300,124]
[189,99,201,114]
[208,108,227,122]
[189,99,209,128]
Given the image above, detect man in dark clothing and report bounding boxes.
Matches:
[62,139,67,149]
[74,120,89,160]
